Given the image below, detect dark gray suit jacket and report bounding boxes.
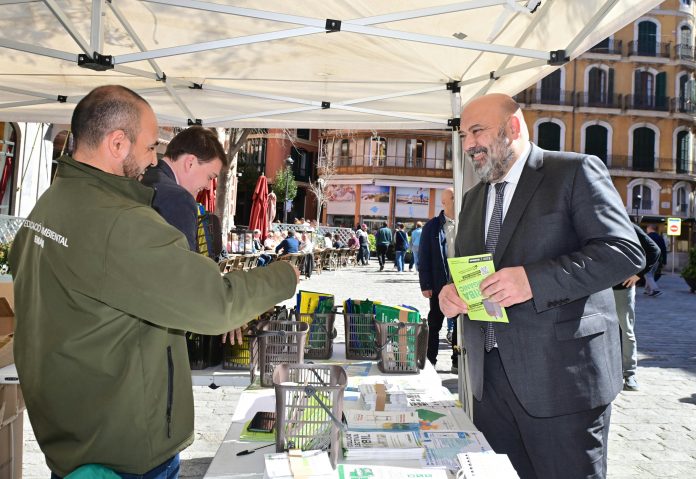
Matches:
[455,144,644,417]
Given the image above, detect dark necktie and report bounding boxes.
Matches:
[484,181,507,352]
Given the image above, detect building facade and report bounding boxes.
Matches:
[516,0,696,261]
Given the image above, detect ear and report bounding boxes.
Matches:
[182,154,196,172]
[105,129,130,160]
[507,115,521,140]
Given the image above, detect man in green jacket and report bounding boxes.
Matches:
[375,221,393,271]
[9,85,299,478]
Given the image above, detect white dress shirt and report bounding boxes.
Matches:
[484,142,531,241]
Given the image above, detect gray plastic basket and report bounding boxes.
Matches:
[344,313,378,360]
[375,321,428,374]
[296,310,337,360]
[273,364,347,466]
[257,320,309,387]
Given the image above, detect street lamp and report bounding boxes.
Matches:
[283,157,294,224]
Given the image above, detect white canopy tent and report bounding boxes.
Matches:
[0,0,662,413]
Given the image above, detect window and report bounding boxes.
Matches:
[339,139,350,166]
[637,21,657,56]
[587,67,614,106]
[239,137,266,174]
[682,0,692,7]
[296,129,310,140]
[371,137,387,166]
[677,26,693,59]
[537,122,562,151]
[406,139,425,168]
[632,127,655,171]
[584,125,608,163]
[291,147,310,179]
[676,186,688,213]
[633,70,666,109]
[540,69,562,104]
[632,184,652,212]
[677,130,690,173]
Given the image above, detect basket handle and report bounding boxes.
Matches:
[248,330,287,339]
[303,385,347,433]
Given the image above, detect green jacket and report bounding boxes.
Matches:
[9,156,297,476]
[376,226,393,246]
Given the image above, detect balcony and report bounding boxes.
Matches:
[675,43,695,61]
[677,157,691,174]
[672,98,696,114]
[627,41,671,58]
[625,94,670,112]
[588,39,623,55]
[577,92,621,109]
[609,155,679,173]
[529,89,575,106]
[324,155,453,178]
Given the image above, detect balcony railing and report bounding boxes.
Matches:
[672,97,696,114]
[608,155,682,173]
[577,92,622,109]
[625,94,670,111]
[323,154,453,178]
[627,40,671,58]
[675,43,695,61]
[530,89,575,106]
[677,157,690,174]
[588,39,623,55]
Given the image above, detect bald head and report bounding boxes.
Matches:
[459,93,530,183]
[442,187,455,218]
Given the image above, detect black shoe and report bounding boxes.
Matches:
[649,291,663,297]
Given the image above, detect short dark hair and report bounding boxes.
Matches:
[165,126,228,167]
[382,222,388,228]
[71,85,148,151]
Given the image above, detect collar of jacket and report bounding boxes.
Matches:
[56,155,155,206]
[154,159,177,182]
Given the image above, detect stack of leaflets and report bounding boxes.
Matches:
[342,431,425,460]
[337,464,448,479]
[343,298,377,315]
[420,431,492,471]
[374,304,421,323]
[457,452,519,478]
[344,410,420,432]
[358,383,408,411]
[263,450,334,479]
[296,291,334,315]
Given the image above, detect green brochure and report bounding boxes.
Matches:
[447,254,508,323]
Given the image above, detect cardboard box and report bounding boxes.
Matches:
[0,413,23,479]
[0,280,14,368]
[0,384,24,479]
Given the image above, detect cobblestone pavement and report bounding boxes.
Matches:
[21,262,696,478]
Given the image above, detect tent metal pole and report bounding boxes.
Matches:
[90,0,105,54]
[200,85,319,106]
[333,104,448,125]
[0,85,60,101]
[43,0,92,55]
[164,83,197,121]
[493,59,547,78]
[109,1,165,78]
[0,38,76,62]
[114,27,322,64]
[112,66,161,80]
[351,0,509,25]
[205,106,321,125]
[565,0,620,57]
[342,24,550,60]
[0,99,56,110]
[342,86,446,106]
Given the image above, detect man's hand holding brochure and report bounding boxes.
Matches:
[447,254,508,323]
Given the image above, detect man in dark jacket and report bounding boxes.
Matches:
[375,222,393,271]
[645,223,667,295]
[612,224,660,391]
[276,230,301,254]
[141,126,225,252]
[418,188,457,369]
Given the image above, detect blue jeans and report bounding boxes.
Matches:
[411,249,419,271]
[395,250,405,271]
[52,455,180,479]
[613,287,637,377]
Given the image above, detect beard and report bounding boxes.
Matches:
[122,151,145,179]
[467,127,515,183]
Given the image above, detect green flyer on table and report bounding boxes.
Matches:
[447,254,508,323]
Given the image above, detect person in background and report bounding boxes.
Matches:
[347,232,359,249]
[333,233,346,249]
[9,85,299,478]
[439,93,643,479]
[394,222,408,272]
[356,224,370,265]
[375,222,393,271]
[141,126,224,252]
[419,188,458,371]
[276,230,301,255]
[409,221,423,272]
[323,232,333,249]
[644,224,667,296]
[612,224,660,392]
[299,232,315,277]
[252,229,272,267]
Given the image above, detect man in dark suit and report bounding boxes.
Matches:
[141,126,225,252]
[440,94,644,479]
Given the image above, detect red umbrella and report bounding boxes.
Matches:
[249,175,269,240]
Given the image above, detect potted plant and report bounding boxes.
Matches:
[0,242,11,277]
[681,247,696,293]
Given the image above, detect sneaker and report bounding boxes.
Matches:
[623,376,639,391]
[649,291,663,297]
